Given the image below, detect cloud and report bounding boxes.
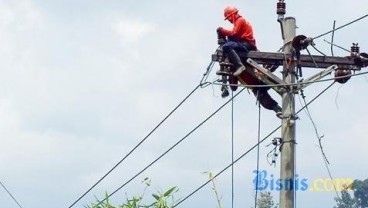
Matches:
[112,16,156,45]
[0,0,44,31]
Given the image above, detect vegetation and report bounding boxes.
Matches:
[255,191,278,208]
[203,171,223,208]
[334,179,368,208]
[85,178,178,208]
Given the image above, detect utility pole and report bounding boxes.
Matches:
[211,2,367,208]
[279,17,296,208]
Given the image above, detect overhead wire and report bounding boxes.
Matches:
[300,41,343,201]
[310,45,327,57]
[231,90,235,208]
[0,181,23,208]
[298,88,341,201]
[323,39,353,54]
[91,88,246,207]
[254,93,262,208]
[312,14,368,40]
[173,82,336,207]
[68,84,201,208]
[334,84,344,110]
[331,20,336,57]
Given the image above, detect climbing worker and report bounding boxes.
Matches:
[217,6,282,117]
[216,6,257,76]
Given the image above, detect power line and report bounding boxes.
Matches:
[231,91,235,208]
[68,84,200,208]
[92,88,246,207]
[298,88,341,201]
[254,94,262,208]
[313,14,368,40]
[0,181,23,208]
[173,82,335,207]
[331,20,336,57]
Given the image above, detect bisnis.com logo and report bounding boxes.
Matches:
[253,170,353,192]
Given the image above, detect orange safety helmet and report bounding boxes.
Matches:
[224,6,239,20]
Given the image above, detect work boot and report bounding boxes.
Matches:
[227,49,245,76]
[273,105,282,118]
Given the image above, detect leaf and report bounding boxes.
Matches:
[152,193,160,200]
[163,187,177,197]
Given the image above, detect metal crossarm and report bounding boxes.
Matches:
[297,65,338,90]
[238,51,365,69]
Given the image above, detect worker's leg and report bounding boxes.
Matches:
[222,41,249,76]
[252,88,282,115]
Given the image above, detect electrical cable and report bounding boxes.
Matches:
[0,181,23,208]
[334,84,344,110]
[323,39,351,53]
[173,82,335,208]
[298,88,341,201]
[68,84,200,208]
[254,93,262,208]
[306,48,320,68]
[313,14,368,40]
[91,88,246,208]
[311,44,327,57]
[331,20,336,57]
[200,60,216,88]
[231,90,235,208]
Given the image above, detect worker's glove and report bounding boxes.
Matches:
[216,27,223,34]
[216,27,226,45]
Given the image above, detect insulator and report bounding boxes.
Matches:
[213,48,224,62]
[334,69,352,84]
[351,43,360,56]
[277,0,286,15]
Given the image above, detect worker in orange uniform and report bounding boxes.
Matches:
[217,6,282,117]
[217,6,257,76]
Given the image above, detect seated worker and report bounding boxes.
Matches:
[217,6,282,117]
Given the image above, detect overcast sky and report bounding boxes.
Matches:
[0,0,367,208]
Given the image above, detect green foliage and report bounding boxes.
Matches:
[334,190,359,208]
[85,178,178,208]
[202,171,223,208]
[150,186,178,208]
[352,179,368,207]
[335,178,368,208]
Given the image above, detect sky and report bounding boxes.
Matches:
[0,0,367,208]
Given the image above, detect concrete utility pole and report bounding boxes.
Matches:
[279,17,296,208]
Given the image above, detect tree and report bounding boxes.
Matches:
[352,179,368,207]
[335,178,368,208]
[334,190,359,208]
[256,191,278,208]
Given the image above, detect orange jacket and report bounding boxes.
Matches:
[219,16,256,48]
